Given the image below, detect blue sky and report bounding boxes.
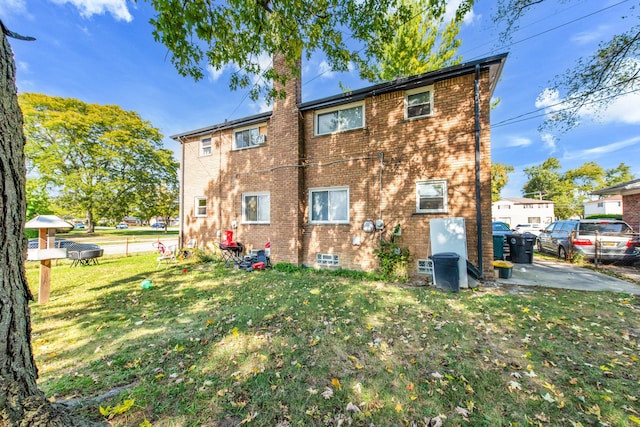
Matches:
[2,0,639,198]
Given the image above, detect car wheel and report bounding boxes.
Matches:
[558,246,567,261]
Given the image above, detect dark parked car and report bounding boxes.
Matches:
[536,219,640,263]
[151,222,165,229]
[492,221,512,236]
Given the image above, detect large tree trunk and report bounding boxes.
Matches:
[0,23,105,426]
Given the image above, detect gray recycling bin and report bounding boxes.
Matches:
[429,252,460,292]
[506,233,535,264]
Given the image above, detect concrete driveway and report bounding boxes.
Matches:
[496,258,640,294]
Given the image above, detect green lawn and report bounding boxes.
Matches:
[27,254,640,426]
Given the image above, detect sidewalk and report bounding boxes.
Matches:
[495,258,640,295]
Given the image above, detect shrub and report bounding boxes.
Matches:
[373,224,410,281]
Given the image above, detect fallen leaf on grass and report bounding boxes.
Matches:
[541,393,555,403]
[629,415,640,425]
[508,381,521,392]
[455,406,469,418]
[322,387,333,399]
[346,402,361,413]
[331,378,342,390]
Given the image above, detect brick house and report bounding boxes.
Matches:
[171,53,507,279]
[592,179,640,231]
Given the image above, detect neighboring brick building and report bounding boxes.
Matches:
[171,54,507,279]
[592,179,640,231]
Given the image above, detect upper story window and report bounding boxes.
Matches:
[416,180,447,213]
[234,124,266,150]
[309,187,349,224]
[405,86,434,119]
[195,197,207,217]
[242,192,270,224]
[315,102,364,136]
[200,138,212,156]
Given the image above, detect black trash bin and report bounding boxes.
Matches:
[506,233,535,264]
[429,252,460,292]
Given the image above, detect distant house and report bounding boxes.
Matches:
[591,179,640,231]
[492,198,555,228]
[583,195,623,217]
[172,54,507,278]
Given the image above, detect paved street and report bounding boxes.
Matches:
[99,239,178,255]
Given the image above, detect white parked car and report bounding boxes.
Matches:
[514,223,543,236]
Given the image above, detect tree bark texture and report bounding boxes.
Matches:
[0,25,105,427]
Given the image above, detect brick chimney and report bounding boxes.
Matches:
[269,53,304,265]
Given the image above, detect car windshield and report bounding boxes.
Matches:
[493,223,510,231]
[579,222,632,234]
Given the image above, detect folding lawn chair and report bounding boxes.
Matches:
[153,241,176,269]
[217,230,244,266]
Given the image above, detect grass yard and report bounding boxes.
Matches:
[27,254,640,426]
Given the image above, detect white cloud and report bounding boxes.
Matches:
[445,0,477,26]
[207,64,231,82]
[536,59,640,127]
[535,88,563,111]
[571,25,610,45]
[50,0,133,22]
[540,133,556,153]
[564,136,640,160]
[584,91,640,125]
[0,0,27,16]
[16,61,30,74]
[507,137,532,147]
[318,60,335,79]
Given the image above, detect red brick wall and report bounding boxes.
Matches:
[297,72,495,278]
[179,67,496,279]
[623,193,640,231]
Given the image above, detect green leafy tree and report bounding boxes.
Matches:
[522,157,577,219]
[135,182,179,231]
[362,0,465,82]
[20,93,179,232]
[564,161,605,206]
[523,158,636,218]
[491,162,514,202]
[603,162,635,188]
[145,0,472,101]
[494,0,639,131]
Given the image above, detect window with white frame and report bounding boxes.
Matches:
[242,192,270,224]
[195,197,207,217]
[405,86,434,119]
[309,187,349,224]
[200,137,212,156]
[315,103,364,136]
[416,180,447,213]
[234,125,264,150]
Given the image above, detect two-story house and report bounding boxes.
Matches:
[171,53,507,279]
[492,197,555,228]
[583,195,623,217]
